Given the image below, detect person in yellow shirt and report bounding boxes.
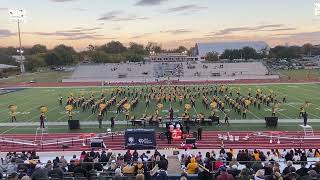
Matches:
[314,149,320,158]
[11,111,17,122]
[186,157,198,174]
[122,162,135,174]
[299,106,305,118]
[68,111,73,120]
[253,149,260,161]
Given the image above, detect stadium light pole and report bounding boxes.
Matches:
[9,9,26,73]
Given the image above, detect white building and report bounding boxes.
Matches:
[194,41,270,60]
[148,53,198,62]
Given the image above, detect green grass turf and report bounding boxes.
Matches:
[0,71,71,84]
[0,84,320,134]
[277,69,320,80]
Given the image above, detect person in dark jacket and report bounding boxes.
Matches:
[296,163,309,177]
[165,130,172,144]
[197,126,203,140]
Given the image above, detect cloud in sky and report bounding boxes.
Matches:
[24,27,105,40]
[97,11,148,21]
[0,29,15,37]
[160,29,193,34]
[50,0,76,2]
[130,33,153,39]
[135,0,167,6]
[72,8,87,11]
[162,4,208,14]
[213,24,295,35]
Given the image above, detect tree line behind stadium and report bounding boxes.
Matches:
[0,41,319,73]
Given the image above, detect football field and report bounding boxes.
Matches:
[0,83,319,124]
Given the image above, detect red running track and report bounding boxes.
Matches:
[1,131,320,152]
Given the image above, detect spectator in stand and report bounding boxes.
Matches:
[86,164,97,179]
[136,173,145,180]
[48,162,64,179]
[186,157,198,174]
[124,150,132,163]
[226,152,233,165]
[80,151,87,161]
[6,158,17,175]
[282,161,293,177]
[59,155,68,170]
[123,162,135,174]
[216,167,234,180]
[30,164,49,180]
[228,164,240,178]
[296,163,309,177]
[307,149,314,157]
[262,162,273,176]
[133,150,139,162]
[281,149,287,158]
[67,160,76,172]
[283,166,300,180]
[73,161,87,177]
[308,170,319,180]
[71,155,77,161]
[114,167,123,179]
[312,161,320,174]
[239,164,254,179]
[214,158,224,170]
[99,151,108,166]
[20,175,30,180]
[251,160,263,173]
[259,151,266,161]
[135,158,145,174]
[284,151,293,162]
[314,149,320,158]
[254,169,265,180]
[8,172,19,180]
[292,152,300,164]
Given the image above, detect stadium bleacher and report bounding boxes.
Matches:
[64,62,279,83]
[1,148,320,180]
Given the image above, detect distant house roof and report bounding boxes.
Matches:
[0,64,17,70]
[195,41,270,57]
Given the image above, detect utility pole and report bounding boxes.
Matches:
[9,9,26,73]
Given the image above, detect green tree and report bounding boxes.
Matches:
[100,41,127,54]
[30,44,47,54]
[269,46,302,59]
[0,53,18,66]
[128,42,147,55]
[241,46,259,60]
[25,54,46,71]
[52,44,78,65]
[205,52,219,61]
[145,42,162,53]
[44,52,62,66]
